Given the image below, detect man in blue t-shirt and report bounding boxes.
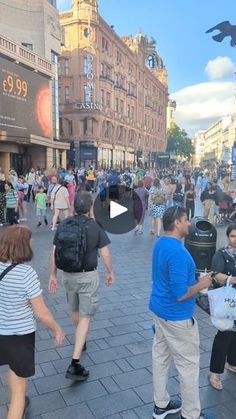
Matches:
[150,207,212,419]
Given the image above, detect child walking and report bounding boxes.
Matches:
[35,186,48,227]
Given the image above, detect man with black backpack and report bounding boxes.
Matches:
[48,191,114,381]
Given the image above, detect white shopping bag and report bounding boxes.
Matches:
[208,277,236,321]
[210,316,234,331]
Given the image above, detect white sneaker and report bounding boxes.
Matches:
[0,223,3,227]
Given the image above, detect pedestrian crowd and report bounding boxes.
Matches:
[0,162,236,419]
[0,164,235,233]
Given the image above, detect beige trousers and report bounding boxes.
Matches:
[203,199,215,224]
[152,315,201,419]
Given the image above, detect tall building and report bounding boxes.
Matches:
[0,0,69,174]
[59,0,168,168]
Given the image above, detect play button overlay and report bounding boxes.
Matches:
[110,201,128,219]
[93,184,143,234]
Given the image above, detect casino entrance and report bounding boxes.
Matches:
[10,153,31,175]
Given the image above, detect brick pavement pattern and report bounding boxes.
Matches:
[0,205,236,419]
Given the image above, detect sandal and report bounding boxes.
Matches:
[22,396,30,419]
[208,373,223,390]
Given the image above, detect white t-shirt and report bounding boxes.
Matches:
[51,185,69,209]
[0,263,42,335]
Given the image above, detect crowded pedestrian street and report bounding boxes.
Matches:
[1,1,236,419]
[0,201,236,419]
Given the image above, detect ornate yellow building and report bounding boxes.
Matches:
[59,0,168,168]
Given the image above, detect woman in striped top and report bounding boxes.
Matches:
[0,225,64,419]
[5,182,18,225]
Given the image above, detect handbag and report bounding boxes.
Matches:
[208,277,236,331]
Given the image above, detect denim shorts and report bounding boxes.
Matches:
[36,208,46,217]
[62,270,99,317]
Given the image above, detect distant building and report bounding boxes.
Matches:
[0,0,69,174]
[59,0,168,169]
[193,131,205,166]
[166,99,176,130]
[203,116,232,164]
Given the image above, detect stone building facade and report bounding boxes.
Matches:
[0,0,69,174]
[59,0,168,169]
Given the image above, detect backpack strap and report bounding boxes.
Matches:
[0,264,18,281]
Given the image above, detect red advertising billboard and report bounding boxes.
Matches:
[0,56,52,139]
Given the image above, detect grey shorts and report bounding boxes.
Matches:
[62,270,99,318]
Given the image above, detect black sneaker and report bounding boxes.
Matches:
[44,218,48,225]
[65,363,89,381]
[37,222,42,227]
[153,400,181,419]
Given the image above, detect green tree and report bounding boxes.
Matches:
[166,123,194,159]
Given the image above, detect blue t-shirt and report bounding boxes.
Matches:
[149,236,196,321]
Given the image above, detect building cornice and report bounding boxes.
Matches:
[0,34,54,78]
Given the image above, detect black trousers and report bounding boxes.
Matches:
[210,330,236,373]
[6,208,18,225]
[186,201,195,220]
[0,192,5,224]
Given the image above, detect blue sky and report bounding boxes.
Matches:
[58,0,236,135]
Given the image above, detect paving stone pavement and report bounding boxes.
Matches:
[0,202,236,419]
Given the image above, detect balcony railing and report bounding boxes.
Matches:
[0,34,54,77]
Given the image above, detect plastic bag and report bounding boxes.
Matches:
[208,277,236,330]
[210,316,234,331]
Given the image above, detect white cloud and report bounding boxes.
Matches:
[205,56,236,81]
[171,81,235,137]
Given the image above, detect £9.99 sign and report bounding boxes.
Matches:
[3,73,28,98]
[0,56,52,139]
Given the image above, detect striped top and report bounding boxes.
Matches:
[0,263,42,335]
[6,190,17,209]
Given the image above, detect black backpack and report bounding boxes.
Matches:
[55,216,88,272]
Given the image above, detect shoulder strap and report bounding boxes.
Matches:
[0,264,18,281]
[53,186,63,203]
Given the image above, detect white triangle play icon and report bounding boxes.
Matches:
[110,201,128,219]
